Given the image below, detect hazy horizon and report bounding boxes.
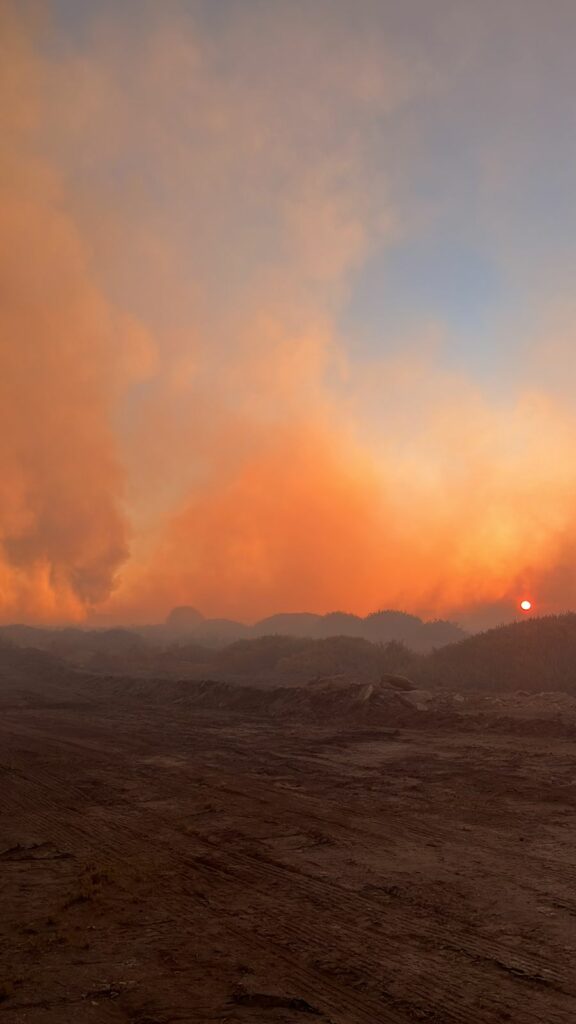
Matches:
[0,601,553,636]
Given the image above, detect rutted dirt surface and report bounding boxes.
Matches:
[1,676,576,1022]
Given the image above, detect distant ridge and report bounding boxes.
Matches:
[159,606,467,653]
[0,608,466,654]
[3,613,576,695]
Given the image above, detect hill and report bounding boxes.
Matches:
[158,607,466,652]
[149,635,415,686]
[415,613,576,693]
[6,613,576,696]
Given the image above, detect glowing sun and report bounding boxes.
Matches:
[520,600,532,612]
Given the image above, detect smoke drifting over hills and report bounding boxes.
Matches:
[3,1,576,626]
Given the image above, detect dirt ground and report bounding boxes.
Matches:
[1,678,575,1023]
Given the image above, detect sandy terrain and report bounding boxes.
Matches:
[1,675,575,1023]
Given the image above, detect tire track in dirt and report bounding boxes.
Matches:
[2,719,575,1024]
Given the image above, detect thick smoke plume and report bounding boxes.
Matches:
[3,1,576,627]
[0,3,145,620]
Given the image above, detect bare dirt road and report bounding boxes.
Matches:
[1,677,575,1023]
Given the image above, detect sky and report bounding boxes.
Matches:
[2,0,576,629]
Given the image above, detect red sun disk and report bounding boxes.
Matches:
[520,599,532,612]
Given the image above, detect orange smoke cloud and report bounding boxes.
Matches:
[0,2,152,622]
[111,375,576,626]
[4,1,576,628]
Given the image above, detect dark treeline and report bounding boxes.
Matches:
[1,612,576,694]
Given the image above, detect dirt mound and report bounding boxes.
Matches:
[380,673,415,691]
[186,679,576,736]
[272,679,417,722]
[98,676,423,726]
